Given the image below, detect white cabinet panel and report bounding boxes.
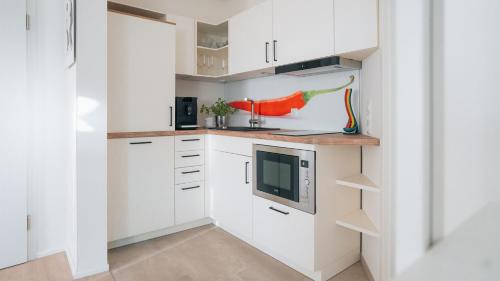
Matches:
[229,1,273,74]
[175,165,204,184]
[166,14,195,75]
[272,0,334,66]
[212,150,253,242]
[175,181,205,225]
[334,0,378,59]
[175,150,205,168]
[108,137,175,241]
[253,195,315,271]
[108,12,175,132]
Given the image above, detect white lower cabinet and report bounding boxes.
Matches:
[175,182,205,225]
[253,195,315,271]
[108,137,175,242]
[211,150,253,242]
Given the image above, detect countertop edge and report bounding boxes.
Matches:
[107,130,380,146]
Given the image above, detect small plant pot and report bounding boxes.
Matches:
[216,115,227,129]
[205,117,216,128]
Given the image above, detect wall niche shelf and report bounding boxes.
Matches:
[336,174,379,193]
[336,209,379,238]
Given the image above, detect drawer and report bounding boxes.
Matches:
[175,150,204,168]
[253,195,315,271]
[175,135,205,151]
[209,135,252,156]
[175,165,204,184]
[175,181,205,225]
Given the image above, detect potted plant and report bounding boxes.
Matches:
[200,98,237,129]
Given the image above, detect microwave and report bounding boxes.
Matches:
[253,144,316,214]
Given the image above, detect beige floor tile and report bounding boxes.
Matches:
[0,225,370,281]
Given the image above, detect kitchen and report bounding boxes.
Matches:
[2,0,498,281]
[106,1,380,280]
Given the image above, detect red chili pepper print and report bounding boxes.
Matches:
[228,75,355,116]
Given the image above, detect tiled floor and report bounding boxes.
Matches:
[0,224,370,281]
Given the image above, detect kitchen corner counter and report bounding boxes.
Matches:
[107,129,380,146]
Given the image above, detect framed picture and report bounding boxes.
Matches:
[65,0,75,68]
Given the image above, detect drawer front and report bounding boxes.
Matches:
[175,135,205,151]
[175,150,204,168]
[253,195,315,271]
[175,165,204,184]
[175,181,205,225]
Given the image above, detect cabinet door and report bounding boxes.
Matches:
[175,181,205,225]
[108,12,175,132]
[253,196,315,271]
[272,0,334,66]
[212,151,253,242]
[108,137,175,241]
[229,1,273,74]
[166,14,195,75]
[334,0,378,58]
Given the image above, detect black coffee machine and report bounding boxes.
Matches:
[175,97,199,130]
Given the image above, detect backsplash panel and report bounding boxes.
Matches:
[224,70,360,131]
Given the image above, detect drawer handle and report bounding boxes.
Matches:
[269,206,289,215]
[181,138,200,142]
[129,141,152,145]
[181,154,200,158]
[181,185,200,191]
[181,170,200,174]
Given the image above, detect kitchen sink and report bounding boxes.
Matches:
[209,127,280,132]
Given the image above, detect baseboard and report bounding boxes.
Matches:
[108,217,213,249]
[71,263,109,279]
[33,248,65,260]
[361,255,376,281]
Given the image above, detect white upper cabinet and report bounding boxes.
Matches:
[334,0,378,60]
[166,14,195,75]
[108,12,176,132]
[229,1,273,74]
[272,0,335,66]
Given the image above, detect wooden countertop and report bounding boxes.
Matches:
[107,129,380,146]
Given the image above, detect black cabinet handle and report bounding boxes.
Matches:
[269,206,289,215]
[181,138,200,142]
[170,106,173,127]
[181,154,200,158]
[265,42,269,63]
[181,170,200,174]
[129,141,152,145]
[181,185,200,191]
[245,161,249,184]
[273,40,278,62]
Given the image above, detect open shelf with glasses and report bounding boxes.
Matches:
[196,21,228,76]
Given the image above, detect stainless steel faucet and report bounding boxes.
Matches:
[244,98,260,128]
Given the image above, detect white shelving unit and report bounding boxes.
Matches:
[196,21,229,76]
[336,174,379,193]
[336,210,379,237]
[335,173,380,237]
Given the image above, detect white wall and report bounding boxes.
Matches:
[112,0,265,23]
[360,49,383,281]
[69,0,109,278]
[26,0,75,259]
[224,71,360,131]
[432,0,500,239]
[391,0,432,275]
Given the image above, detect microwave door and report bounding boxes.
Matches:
[256,151,299,202]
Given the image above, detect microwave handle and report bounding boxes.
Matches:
[244,161,250,184]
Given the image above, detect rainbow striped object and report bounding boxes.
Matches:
[343,88,358,134]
